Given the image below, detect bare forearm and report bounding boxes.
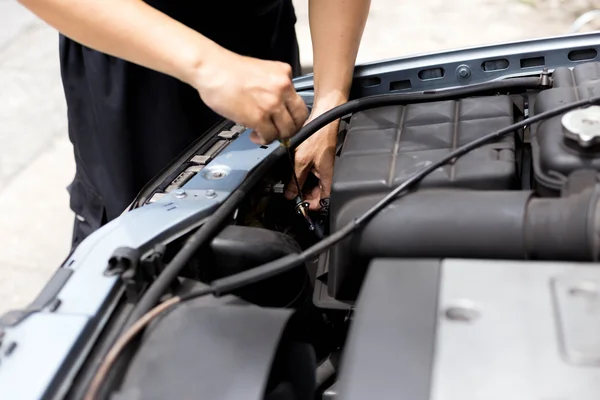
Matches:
[18,0,221,85]
[308,0,370,109]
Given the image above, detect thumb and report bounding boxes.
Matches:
[249,131,265,145]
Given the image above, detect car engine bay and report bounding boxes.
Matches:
[2,38,600,400]
[101,61,600,400]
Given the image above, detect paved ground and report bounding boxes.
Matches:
[0,0,573,314]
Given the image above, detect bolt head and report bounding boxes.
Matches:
[202,165,231,180]
[457,65,471,79]
[174,189,187,198]
[205,189,217,198]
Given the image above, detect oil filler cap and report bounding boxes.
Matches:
[562,105,600,148]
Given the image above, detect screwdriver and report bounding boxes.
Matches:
[279,139,316,232]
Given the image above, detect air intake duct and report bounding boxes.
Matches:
[328,183,600,300]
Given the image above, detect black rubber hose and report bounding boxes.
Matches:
[525,185,600,261]
[289,76,543,149]
[336,190,533,260]
[127,76,544,323]
[332,187,600,261]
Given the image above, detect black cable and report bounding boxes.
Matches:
[126,76,544,325]
[180,95,600,301]
[289,76,543,149]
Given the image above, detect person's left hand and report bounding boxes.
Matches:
[284,108,339,211]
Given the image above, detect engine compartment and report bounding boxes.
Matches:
[110,61,600,400]
[6,51,600,400]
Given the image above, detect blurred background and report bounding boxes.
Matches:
[0,0,595,314]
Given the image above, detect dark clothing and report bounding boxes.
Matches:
[60,0,301,248]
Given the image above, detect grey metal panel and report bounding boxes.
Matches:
[0,313,89,400]
[28,268,74,310]
[60,127,280,316]
[431,259,600,400]
[337,259,441,400]
[180,131,278,192]
[58,192,222,315]
[552,274,600,366]
[294,32,600,96]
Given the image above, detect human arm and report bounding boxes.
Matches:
[285,0,371,209]
[18,0,308,143]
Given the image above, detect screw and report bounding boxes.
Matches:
[444,299,480,322]
[205,189,217,198]
[203,166,230,180]
[174,189,187,198]
[457,65,471,79]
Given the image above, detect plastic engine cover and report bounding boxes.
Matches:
[327,95,517,300]
[331,95,517,216]
[532,61,600,195]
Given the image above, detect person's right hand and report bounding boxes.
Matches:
[192,47,309,145]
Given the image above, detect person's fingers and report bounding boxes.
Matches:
[304,185,322,210]
[249,131,263,145]
[307,146,334,209]
[285,93,309,133]
[304,172,328,211]
[272,106,298,140]
[250,115,279,145]
[317,167,333,199]
[278,61,293,79]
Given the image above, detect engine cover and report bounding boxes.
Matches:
[328,95,518,300]
[337,258,600,400]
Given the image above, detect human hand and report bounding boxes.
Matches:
[192,48,309,145]
[284,109,339,211]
